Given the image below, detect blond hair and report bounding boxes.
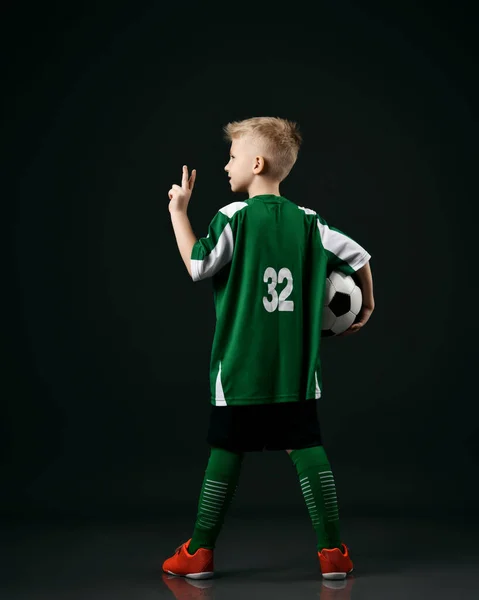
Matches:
[222,116,302,182]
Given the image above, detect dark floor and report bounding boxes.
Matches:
[3,513,479,599]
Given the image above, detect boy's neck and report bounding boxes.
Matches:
[247,180,281,198]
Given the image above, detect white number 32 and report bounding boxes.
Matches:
[263,267,294,312]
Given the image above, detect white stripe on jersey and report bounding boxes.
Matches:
[191,201,247,282]
[298,206,370,271]
[191,222,234,281]
[317,219,370,271]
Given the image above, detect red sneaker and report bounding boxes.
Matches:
[162,538,215,580]
[318,543,354,579]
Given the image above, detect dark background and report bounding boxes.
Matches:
[2,0,478,524]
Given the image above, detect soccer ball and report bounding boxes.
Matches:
[321,270,362,337]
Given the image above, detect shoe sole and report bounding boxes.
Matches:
[166,570,215,580]
[165,567,351,580]
[322,567,354,580]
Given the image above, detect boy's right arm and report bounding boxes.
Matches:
[355,261,374,309]
[316,214,374,335]
[339,261,375,336]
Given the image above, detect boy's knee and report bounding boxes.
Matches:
[287,445,329,467]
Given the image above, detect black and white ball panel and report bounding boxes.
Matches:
[321,271,362,337]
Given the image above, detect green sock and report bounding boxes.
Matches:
[188,446,244,554]
[290,445,343,552]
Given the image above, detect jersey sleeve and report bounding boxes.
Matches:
[190,209,235,282]
[316,215,371,275]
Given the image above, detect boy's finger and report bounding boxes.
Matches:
[182,165,188,188]
[339,323,360,336]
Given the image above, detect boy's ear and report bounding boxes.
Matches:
[254,156,265,174]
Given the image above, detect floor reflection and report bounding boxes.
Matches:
[161,572,356,599]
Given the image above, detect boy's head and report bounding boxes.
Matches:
[223,116,302,194]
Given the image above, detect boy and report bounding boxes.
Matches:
[164,117,375,580]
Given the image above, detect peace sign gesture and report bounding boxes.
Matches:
[168,165,197,214]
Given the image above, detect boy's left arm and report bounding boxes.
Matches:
[168,165,197,279]
[170,211,197,278]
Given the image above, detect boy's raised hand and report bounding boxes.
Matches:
[168,165,197,214]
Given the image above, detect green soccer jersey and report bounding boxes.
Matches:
[190,194,371,406]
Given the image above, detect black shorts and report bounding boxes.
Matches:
[206,398,322,453]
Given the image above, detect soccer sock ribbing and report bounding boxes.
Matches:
[290,445,342,552]
[188,446,244,554]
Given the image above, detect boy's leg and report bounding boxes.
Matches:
[287,445,342,552]
[188,445,244,554]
